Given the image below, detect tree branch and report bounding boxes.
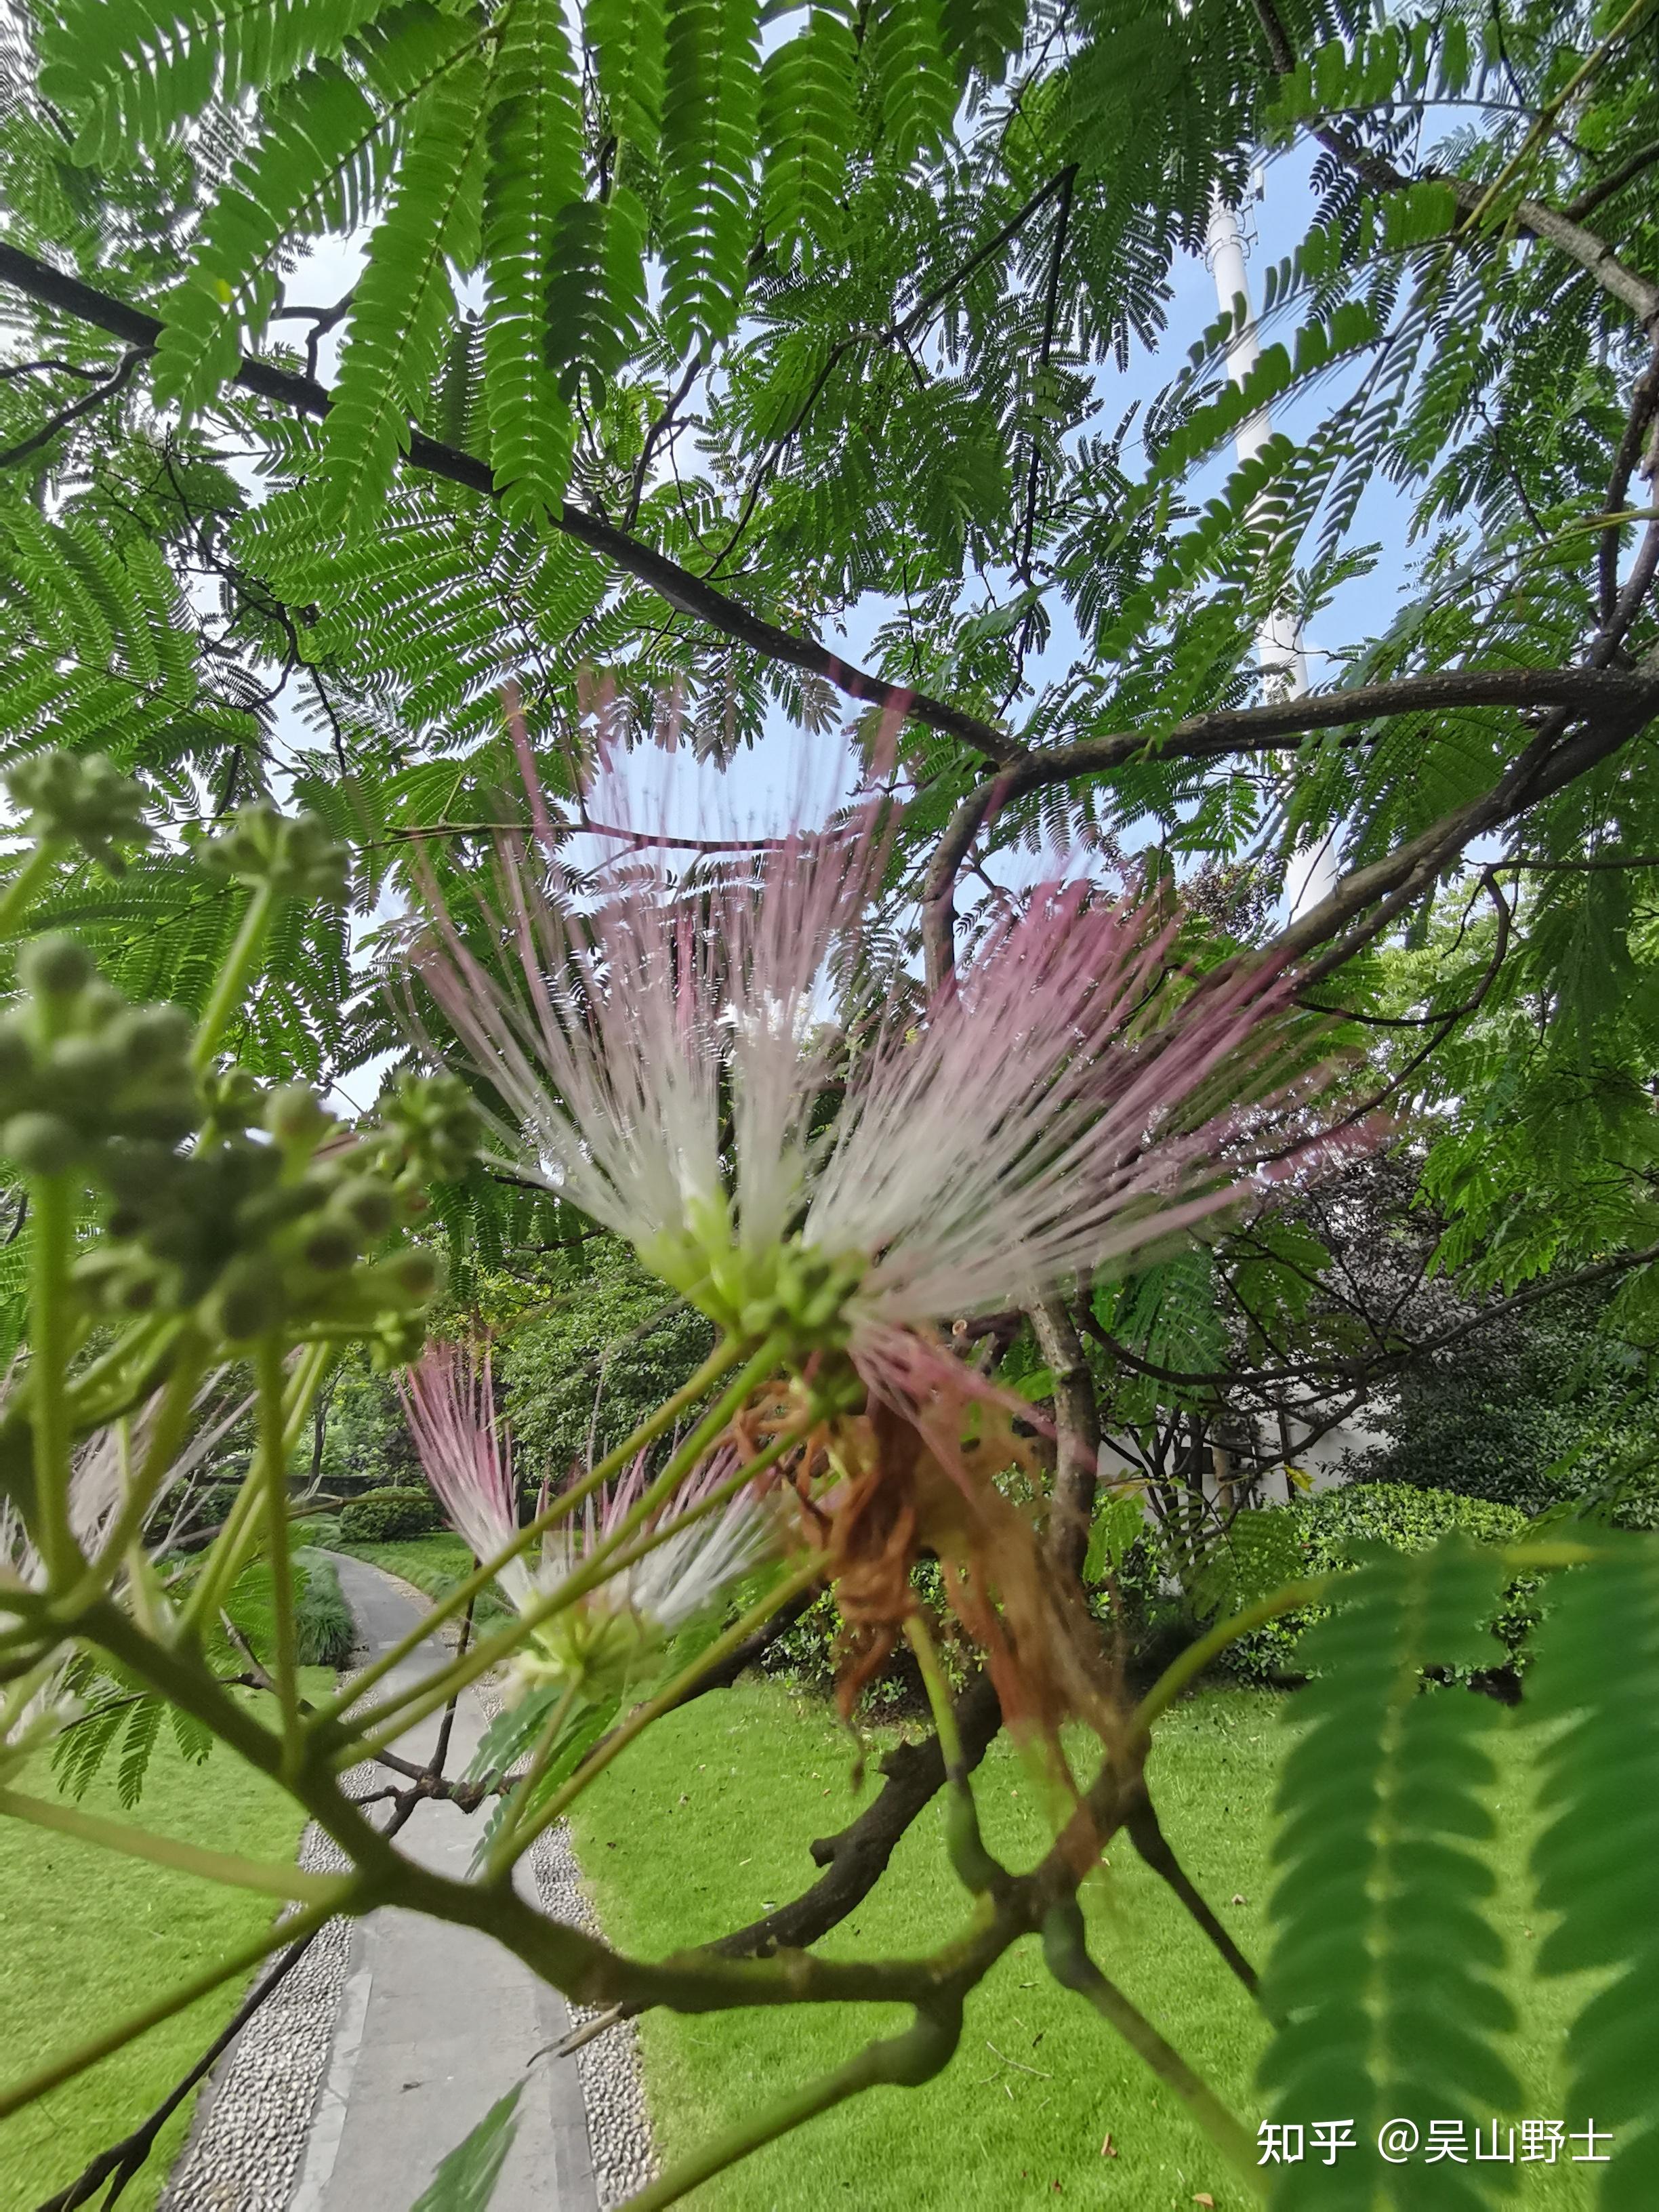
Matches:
[920,663,1659,983]
[1250,0,1659,331]
[1029,1294,1100,1584]
[0,243,1022,769]
[0,347,142,470]
[710,1671,1005,1959]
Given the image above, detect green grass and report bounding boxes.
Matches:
[333,1530,516,1633]
[0,1679,324,2212]
[569,1682,1598,2211]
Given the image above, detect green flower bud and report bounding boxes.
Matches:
[0,1025,33,1094]
[18,935,93,1003]
[199,1065,262,1130]
[192,804,349,904]
[47,1035,113,1094]
[264,1084,332,1151]
[110,1004,192,1074]
[5,752,150,869]
[3,1110,80,1174]
[205,1254,286,1342]
[391,1250,439,1301]
[302,1218,359,1273]
[335,1177,394,1240]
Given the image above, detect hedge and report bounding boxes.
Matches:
[1210,1481,1538,1683]
[338,1486,445,1543]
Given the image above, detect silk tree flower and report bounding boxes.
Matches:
[415,793,1353,1418]
[398,1343,776,1698]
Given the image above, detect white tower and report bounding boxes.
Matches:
[1202,188,1338,912]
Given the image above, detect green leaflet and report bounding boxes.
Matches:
[545,188,651,402]
[1258,1540,1520,2209]
[659,0,762,350]
[321,56,495,532]
[865,0,957,169]
[411,2085,524,2212]
[588,0,667,152]
[759,7,858,264]
[41,0,389,165]
[1528,1540,1659,2208]
[480,0,584,520]
[152,64,381,412]
[939,0,1023,81]
[152,5,483,413]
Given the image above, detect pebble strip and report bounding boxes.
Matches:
[159,1805,361,2212]
[529,1818,659,2208]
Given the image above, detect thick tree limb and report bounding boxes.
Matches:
[0,243,1022,769]
[709,1671,1005,1959]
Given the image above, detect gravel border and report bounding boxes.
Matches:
[529,1818,659,2208]
[159,1807,362,2212]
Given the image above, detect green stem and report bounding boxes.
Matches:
[28,1172,77,1586]
[256,1334,301,1759]
[904,1612,1004,1898]
[0,1900,333,2123]
[68,1336,209,1605]
[190,882,274,1073]
[619,2001,962,2211]
[180,1343,331,1636]
[1042,1900,1261,2190]
[483,1679,581,1883]
[502,1555,827,1868]
[0,844,58,941]
[319,1334,772,1739]
[0,1785,349,1902]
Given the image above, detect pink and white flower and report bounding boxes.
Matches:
[399,1343,775,1693]
[413,758,1357,1416]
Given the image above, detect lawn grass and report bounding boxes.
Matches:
[568,1681,1599,2210]
[333,1530,515,1632]
[0,1677,325,2212]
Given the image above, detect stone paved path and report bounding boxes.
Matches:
[286,1556,598,2212]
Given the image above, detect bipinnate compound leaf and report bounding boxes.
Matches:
[1258,1540,1520,2209]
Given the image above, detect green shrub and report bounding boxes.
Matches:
[1216,1481,1537,1684]
[292,1549,356,1667]
[338,1486,443,1543]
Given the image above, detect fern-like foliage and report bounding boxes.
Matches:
[588,0,667,151]
[759,7,859,265]
[39,0,385,163]
[1258,1540,1521,2207]
[866,0,958,169]
[659,0,762,350]
[321,55,494,527]
[1528,1540,1659,2206]
[480,0,583,520]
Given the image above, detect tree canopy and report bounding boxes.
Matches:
[2,0,1659,1353]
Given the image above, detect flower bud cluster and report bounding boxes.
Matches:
[649,1200,867,1354]
[358,1071,480,1206]
[187,803,349,904]
[77,1081,441,1353]
[0,937,194,1176]
[5,752,150,871]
